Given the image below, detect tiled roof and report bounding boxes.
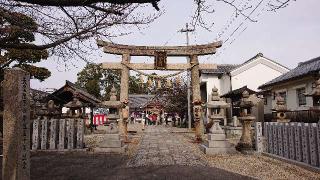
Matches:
[259,56,320,89]
[221,86,256,98]
[129,94,155,109]
[201,64,239,74]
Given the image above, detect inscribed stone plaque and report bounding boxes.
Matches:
[41,118,48,150]
[295,123,302,162]
[49,119,57,149]
[268,122,273,154]
[255,122,263,152]
[288,123,295,160]
[283,123,289,159]
[58,119,66,150]
[317,122,320,167]
[301,123,310,164]
[278,124,283,157]
[309,123,318,167]
[272,123,278,155]
[76,119,84,148]
[67,119,75,149]
[3,68,30,180]
[32,118,40,150]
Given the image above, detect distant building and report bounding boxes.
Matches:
[200,53,289,122]
[200,53,289,103]
[259,56,320,114]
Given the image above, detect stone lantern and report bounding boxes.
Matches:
[98,85,127,153]
[236,90,255,153]
[273,94,290,122]
[308,78,320,109]
[200,87,233,154]
[64,97,83,118]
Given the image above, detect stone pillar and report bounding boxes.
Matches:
[190,55,204,141]
[32,117,40,150]
[58,119,66,150]
[119,53,130,139]
[49,119,57,149]
[3,68,30,180]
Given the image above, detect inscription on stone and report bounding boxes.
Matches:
[272,123,278,155]
[309,123,318,167]
[268,123,273,154]
[255,122,263,152]
[278,123,283,156]
[41,118,48,150]
[67,119,75,149]
[49,119,57,149]
[76,119,84,148]
[288,122,295,160]
[58,119,66,150]
[32,118,40,150]
[295,123,302,162]
[301,123,310,164]
[283,123,289,158]
[3,69,30,180]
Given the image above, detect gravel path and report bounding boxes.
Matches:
[127,126,207,167]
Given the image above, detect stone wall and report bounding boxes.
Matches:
[262,122,320,168]
[32,118,84,150]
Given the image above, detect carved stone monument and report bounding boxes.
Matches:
[3,68,30,180]
[273,94,290,123]
[97,86,127,153]
[200,87,234,154]
[236,91,255,153]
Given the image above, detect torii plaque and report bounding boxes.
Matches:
[97,40,222,141]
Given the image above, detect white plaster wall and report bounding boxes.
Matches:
[219,74,231,95]
[264,96,273,114]
[231,63,284,91]
[270,80,314,111]
[200,74,222,102]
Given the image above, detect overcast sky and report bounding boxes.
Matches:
[31,0,320,90]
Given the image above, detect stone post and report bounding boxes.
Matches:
[3,68,30,180]
[119,53,130,140]
[190,55,204,141]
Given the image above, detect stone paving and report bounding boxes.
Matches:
[127,126,207,167]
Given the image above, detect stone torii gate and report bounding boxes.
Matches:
[97,40,222,141]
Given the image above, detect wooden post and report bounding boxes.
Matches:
[3,68,30,180]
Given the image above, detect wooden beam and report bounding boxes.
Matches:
[101,63,217,70]
[97,40,222,56]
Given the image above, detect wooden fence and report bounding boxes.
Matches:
[263,122,320,167]
[31,117,84,150]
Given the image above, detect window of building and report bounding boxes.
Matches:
[296,88,306,106]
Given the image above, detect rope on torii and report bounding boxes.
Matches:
[120,61,199,79]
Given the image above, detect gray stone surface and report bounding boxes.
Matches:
[308,123,318,167]
[41,118,48,150]
[32,118,40,150]
[283,123,289,158]
[277,124,283,156]
[49,119,57,150]
[267,122,273,154]
[3,68,30,180]
[301,123,310,164]
[317,122,320,167]
[204,140,230,148]
[207,133,226,140]
[67,119,75,149]
[295,123,302,162]
[58,119,66,150]
[127,126,207,167]
[288,123,295,160]
[76,119,84,148]
[255,122,263,153]
[272,123,278,155]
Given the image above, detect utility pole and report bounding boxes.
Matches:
[179,23,194,129]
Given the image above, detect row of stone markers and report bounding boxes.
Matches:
[263,122,320,167]
[32,117,84,150]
